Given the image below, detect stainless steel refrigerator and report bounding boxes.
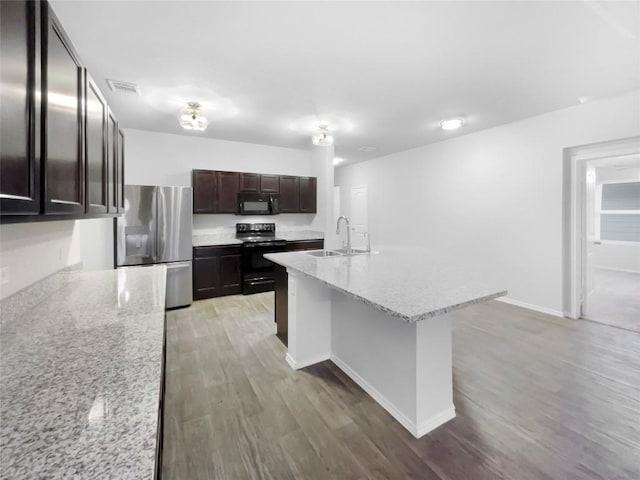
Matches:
[116,185,192,309]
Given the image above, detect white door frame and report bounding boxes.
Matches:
[563,136,640,318]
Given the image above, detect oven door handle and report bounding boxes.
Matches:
[244,241,287,248]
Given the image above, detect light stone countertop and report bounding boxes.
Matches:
[192,234,243,247]
[277,230,324,242]
[265,247,507,323]
[192,230,324,247]
[0,265,167,480]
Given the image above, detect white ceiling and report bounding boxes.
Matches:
[51,0,640,166]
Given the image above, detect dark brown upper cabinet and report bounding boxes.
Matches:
[43,4,84,215]
[117,129,125,212]
[0,0,41,215]
[106,108,118,213]
[192,169,217,213]
[192,169,317,214]
[299,177,317,213]
[260,174,279,194]
[84,71,107,214]
[279,176,299,213]
[239,172,260,192]
[1,1,125,224]
[217,171,239,213]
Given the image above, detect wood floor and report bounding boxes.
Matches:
[585,268,640,332]
[163,293,640,480]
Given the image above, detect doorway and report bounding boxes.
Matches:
[564,137,640,332]
[350,185,368,249]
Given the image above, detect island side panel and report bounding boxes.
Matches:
[415,313,456,436]
[329,290,419,433]
[286,270,332,369]
[274,264,288,345]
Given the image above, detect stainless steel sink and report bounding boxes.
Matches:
[305,250,343,258]
[333,248,371,255]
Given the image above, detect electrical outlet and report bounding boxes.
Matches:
[1,267,9,286]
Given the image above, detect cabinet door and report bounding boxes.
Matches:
[217,171,239,213]
[106,109,118,213]
[117,129,125,212]
[260,174,280,194]
[239,172,260,192]
[220,254,241,294]
[192,169,217,213]
[193,256,221,300]
[279,176,299,213]
[43,6,84,214]
[84,72,107,213]
[0,0,41,215]
[299,177,317,213]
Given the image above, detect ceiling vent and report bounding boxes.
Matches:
[106,79,141,96]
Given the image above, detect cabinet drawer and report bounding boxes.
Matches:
[194,245,241,258]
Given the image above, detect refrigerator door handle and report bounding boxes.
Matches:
[155,186,168,263]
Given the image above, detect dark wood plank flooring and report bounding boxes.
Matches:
[163,293,640,479]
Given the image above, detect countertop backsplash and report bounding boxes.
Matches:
[192,213,316,236]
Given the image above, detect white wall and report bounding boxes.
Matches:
[79,218,115,271]
[335,93,640,314]
[592,243,640,273]
[0,221,81,300]
[123,129,319,233]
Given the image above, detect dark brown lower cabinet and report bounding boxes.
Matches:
[274,239,324,345]
[193,245,241,300]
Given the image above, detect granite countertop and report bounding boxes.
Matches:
[277,230,324,242]
[0,265,167,480]
[265,247,507,323]
[192,234,243,247]
[192,230,324,247]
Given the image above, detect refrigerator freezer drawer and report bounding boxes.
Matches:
[165,261,193,309]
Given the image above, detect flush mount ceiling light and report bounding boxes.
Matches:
[180,102,208,131]
[311,125,334,146]
[440,118,464,130]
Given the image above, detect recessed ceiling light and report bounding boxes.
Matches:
[358,146,376,152]
[333,157,344,165]
[440,119,464,130]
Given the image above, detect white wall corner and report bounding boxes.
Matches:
[310,145,340,249]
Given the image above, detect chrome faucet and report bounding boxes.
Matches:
[336,216,352,255]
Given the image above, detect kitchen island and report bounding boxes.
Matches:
[265,247,506,438]
[0,265,166,479]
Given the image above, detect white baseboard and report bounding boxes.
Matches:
[416,407,456,438]
[496,297,564,318]
[285,352,330,370]
[331,354,455,439]
[595,266,640,275]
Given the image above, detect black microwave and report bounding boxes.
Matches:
[237,192,280,215]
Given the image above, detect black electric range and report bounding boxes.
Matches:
[236,223,287,294]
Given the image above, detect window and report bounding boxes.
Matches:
[600,182,640,242]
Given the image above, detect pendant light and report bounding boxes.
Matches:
[180,102,208,131]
